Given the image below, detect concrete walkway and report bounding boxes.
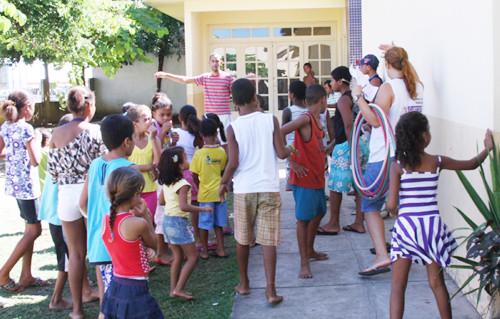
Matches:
[231,163,481,318]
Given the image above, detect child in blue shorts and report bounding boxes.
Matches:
[190,117,228,259]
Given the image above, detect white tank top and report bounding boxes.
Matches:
[285,104,307,145]
[230,112,279,193]
[173,128,196,163]
[369,78,424,162]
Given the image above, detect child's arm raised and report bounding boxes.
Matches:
[387,162,403,217]
[219,125,239,202]
[441,129,494,171]
[149,125,162,166]
[178,185,213,213]
[123,199,157,250]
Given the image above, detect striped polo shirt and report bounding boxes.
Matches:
[195,71,234,115]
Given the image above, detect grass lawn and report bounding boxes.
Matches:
[0,159,239,318]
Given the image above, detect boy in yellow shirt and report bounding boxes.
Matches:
[191,118,228,259]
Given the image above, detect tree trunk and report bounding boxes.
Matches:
[157,53,165,92]
[82,67,86,86]
[42,62,50,125]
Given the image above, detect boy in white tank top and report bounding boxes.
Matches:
[218,78,294,305]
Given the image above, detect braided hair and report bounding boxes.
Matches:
[106,167,145,241]
[395,112,429,170]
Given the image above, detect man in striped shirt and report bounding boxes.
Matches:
[154,53,234,145]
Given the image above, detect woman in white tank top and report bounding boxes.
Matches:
[351,46,424,276]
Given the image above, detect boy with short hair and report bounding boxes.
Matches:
[280,84,329,279]
[218,78,294,305]
[282,80,308,191]
[359,54,383,88]
[79,114,136,306]
[191,117,228,259]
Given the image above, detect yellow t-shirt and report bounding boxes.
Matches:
[127,137,157,193]
[163,179,191,218]
[190,145,227,203]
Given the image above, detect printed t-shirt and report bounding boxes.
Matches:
[190,145,227,202]
[0,121,40,199]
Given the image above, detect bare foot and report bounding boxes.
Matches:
[82,288,99,303]
[200,251,209,260]
[308,251,329,260]
[299,264,313,279]
[69,311,84,319]
[234,283,250,295]
[172,289,195,300]
[265,287,283,305]
[49,298,72,310]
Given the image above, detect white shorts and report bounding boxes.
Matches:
[57,183,85,222]
[217,114,231,146]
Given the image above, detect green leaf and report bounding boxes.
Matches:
[451,274,477,300]
[454,207,479,230]
[456,170,491,222]
[452,255,479,267]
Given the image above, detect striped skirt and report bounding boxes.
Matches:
[390,212,458,267]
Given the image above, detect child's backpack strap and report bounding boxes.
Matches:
[436,155,442,173]
[396,160,407,173]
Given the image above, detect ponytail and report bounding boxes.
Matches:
[218,121,226,143]
[1,90,33,122]
[179,105,201,139]
[1,101,18,122]
[384,47,422,100]
[203,113,226,143]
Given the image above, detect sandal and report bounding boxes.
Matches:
[22,277,51,288]
[0,279,23,292]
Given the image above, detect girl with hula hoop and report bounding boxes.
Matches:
[352,46,424,276]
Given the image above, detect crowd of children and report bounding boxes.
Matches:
[0,45,495,318]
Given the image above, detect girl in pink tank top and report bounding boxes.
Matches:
[101,167,164,319]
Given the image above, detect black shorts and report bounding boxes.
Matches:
[16,199,40,224]
[49,224,68,272]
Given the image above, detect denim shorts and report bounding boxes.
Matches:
[162,216,195,245]
[292,185,326,221]
[198,202,228,230]
[361,159,391,213]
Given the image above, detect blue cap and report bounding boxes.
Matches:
[360,54,379,69]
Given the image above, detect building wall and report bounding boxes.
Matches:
[363,0,499,315]
[182,2,347,114]
[92,54,187,115]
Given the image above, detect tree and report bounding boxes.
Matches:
[0,0,25,33]
[0,0,168,108]
[134,8,184,92]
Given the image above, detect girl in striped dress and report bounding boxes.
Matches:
[386,112,493,319]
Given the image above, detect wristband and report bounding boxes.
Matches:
[287,144,296,153]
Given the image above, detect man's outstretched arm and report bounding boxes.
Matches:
[154,71,197,84]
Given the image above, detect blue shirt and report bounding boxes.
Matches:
[38,174,61,226]
[86,157,132,263]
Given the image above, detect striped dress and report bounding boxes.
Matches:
[390,156,458,267]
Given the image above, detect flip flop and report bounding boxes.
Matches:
[155,258,172,266]
[200,254,209,260]
[342,225,366,234]
[210,252,229,258]
[148,266,157,274]
[316,226,338,236]
[22,277,51,288]
[0,279,23,292]
[358,266,391,276]
[223,228,233,236]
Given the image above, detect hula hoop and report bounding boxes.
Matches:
[351,103,396,200]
